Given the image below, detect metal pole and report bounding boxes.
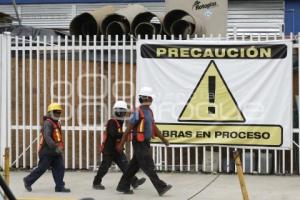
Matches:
[233,150,249,200]
[0,33,8,169]
[12,0,21,26]
[3,148,10,186]
[0,174,16,200]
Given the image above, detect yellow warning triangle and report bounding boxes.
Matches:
[178,60,245,122]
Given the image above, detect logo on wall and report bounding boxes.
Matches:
[192,1,217,10]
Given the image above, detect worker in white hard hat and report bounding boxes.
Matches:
[93,100,146,190]
[116,87,172,196]
[23,103,71,193]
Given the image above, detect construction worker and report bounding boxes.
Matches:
[23,103,70,193]
[116,87,172,196]
[93,100,146,190]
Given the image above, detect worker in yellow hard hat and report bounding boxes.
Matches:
[23,103,71,193]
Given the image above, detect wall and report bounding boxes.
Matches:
[0,0,163,5]
[285,0,300,34]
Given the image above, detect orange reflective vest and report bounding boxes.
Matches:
[38,118,64,152]
[136,107,157,142]
[100,119,122,153]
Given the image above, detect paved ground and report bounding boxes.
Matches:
[2,171,300,200]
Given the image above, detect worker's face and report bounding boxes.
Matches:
[51,110,61,121]
[114,108,127,119]
[139,96,153,106]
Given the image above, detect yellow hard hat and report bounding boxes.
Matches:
[47,103,63,113]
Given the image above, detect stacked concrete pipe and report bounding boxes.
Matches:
[69,5,117,37]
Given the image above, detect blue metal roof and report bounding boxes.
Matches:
[0,0,163,4]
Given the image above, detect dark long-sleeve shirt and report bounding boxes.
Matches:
[39,116,61,156]
[102,119,124,155]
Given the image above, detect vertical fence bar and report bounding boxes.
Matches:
[71,35,76,169]
[86,35,90,169]
[274,149,278,174]
[155,146,158,170]
[115,35,119,101]
[130,35,134,110]
[266,149,269,174]
[179,147,183,171]
[258,149,261,173]
[36,36,41,163]
[108,35,112,119]
[122,35,126,100]
[50,35,54,102]
[100,35,104,162]
[290,146,293,174]
[29,36,33,168]
[152,146,155,168]
[250,149,253,173]
[283,149,286,174]
[7,33,12,165]
[195,146,199,172]
[58,36,61,103]
[226,147,229,173]
[203,146,206,172]
[219,146,222,172]
[64,35,69,168]
[15,36,19,168]
[164,146,168,171]
[43,36,47,114]
[234,148,237,173]
[43,35,47,167]
[0,34,7,168]
[79,35,83,169]
[211,146,214,172]
[0,34,4,168]
[172,147,175,171]
[159,146,162,171]
[93,35,97,170]
[130,35,135,159]
[242,148,245,172]
[187,146,190,171]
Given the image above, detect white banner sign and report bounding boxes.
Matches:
[137,40,293,148]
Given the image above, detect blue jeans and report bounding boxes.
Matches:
[24,154,65,190]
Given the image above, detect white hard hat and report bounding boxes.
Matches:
[113,100,128,110]
[139,86,154,98]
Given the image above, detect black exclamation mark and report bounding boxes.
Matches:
[208,76,216,114]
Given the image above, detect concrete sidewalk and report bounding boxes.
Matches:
[4,171,300,200]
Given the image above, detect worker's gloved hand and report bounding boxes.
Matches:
[55,146,63,154]
[163,139,170,147]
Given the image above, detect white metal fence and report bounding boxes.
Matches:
[0,32,299,175]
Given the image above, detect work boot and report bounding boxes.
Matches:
[93,183,105,190]
[158,184,172,196]
[116,187,134,194]
[132,177,146,189]
[55,187,71,192]
[23,178,32,192]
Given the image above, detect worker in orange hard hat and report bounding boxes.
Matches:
[23,103,71,193]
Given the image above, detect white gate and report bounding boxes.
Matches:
[1,32,300,175]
